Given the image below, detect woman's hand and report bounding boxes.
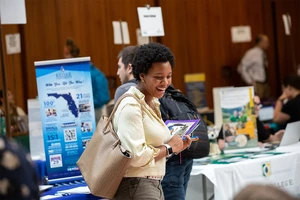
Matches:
[278,93,287,101]
[167,135,192,154]
[181,135,192,152]
[168,135,183,153]
[273,129,284,141]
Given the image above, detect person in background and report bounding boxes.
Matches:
[237,34,271,100]
[273,75,300,128]
[64,38,110,122]
[159,84,209,200]
[114,46,138,104]
[234,184,296,200]
[112,42,192,200]
[0,89,27,134]
[0,134,40,199]
[218,96,284,149]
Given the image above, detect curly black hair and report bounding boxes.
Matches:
[132,42,175,81]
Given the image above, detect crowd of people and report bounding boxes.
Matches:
[1,36,300,199]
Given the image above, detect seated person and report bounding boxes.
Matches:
[273,75,300,128]
[0,89,28,134]
[218,96,284,149]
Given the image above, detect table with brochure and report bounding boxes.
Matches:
[189,142,300,200]
[40,182,100,200]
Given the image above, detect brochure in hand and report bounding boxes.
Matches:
[165,119,200,137]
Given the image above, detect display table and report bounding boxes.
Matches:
[40,183,101,200]
[189,142,300,200]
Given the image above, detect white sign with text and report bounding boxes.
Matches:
[137,7,165,37]
[231,26,252,43]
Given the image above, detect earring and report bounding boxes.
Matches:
[142,79,145,83]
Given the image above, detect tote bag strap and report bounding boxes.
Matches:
[103,93,141,131]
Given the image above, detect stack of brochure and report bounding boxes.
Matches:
[165,119,200,137]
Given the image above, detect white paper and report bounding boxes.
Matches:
[40,195,60,200]
[5,33,21,54]
[231,26,252,43]
[121,22,130,44]
[212,87,234,129]
[112,21,130,45]
[0,0,27,24]
[282,14,292,35]
[57,186,90,194]
[39,185,54,192]
[137,7,165,37]
[136,28,149,45]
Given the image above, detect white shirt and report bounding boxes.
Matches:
[113,86,171,177]
[237,46,267,85]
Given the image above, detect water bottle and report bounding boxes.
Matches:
[0,115,6,136]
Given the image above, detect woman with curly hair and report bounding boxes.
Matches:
[112,42,192,200]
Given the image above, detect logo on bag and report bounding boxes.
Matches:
[262,162,271,178]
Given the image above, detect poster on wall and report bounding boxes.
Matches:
[5,33,21,54]
[34,57,96,182]
[184,73,207,109]
[231,26,252,43]
[112,21,130,44]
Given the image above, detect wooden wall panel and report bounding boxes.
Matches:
[261,0,279,97]
[220,0,265,79]
[156,0,190,89]
[273,0,300,80]
[261,0,300,96]
[1,0,299,113]
[23,0,155,101]
[160,0,226,107]
[1,25,26,110]
[104,0,154,92]
[23,0,59,100]
[55,0,110,69]
[160,0,265,108]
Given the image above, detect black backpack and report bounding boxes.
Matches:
[159,85,210,158]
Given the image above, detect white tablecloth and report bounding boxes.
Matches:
[190,142,300,200]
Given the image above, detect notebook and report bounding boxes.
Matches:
[279,121,300,147]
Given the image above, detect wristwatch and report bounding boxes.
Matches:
[163,144,173,157]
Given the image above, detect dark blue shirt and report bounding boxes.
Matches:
[0,135,39,199]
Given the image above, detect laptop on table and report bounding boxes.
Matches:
[279,121,300,147]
